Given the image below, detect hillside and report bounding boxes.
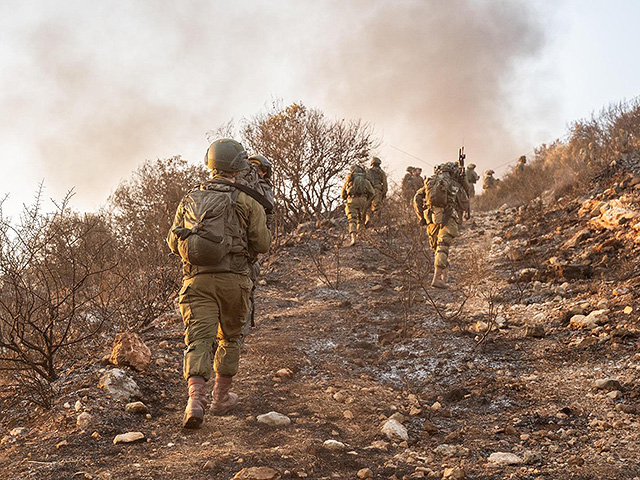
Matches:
[1,154,639,480]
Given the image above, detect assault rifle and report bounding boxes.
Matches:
[458,146,466,175]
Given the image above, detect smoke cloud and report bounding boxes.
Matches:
[0,0,550,213]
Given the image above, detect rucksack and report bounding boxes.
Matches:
[347,172,368,196]
[366,167,383,188]
[425,173,454,208]
[173,182,246,267]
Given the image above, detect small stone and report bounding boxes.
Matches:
[432,401,442,410]
[624,306,633,314]
[369,440,389,450]
[371,285,384,292]
[63,402,71,409]
[258,279,267,286]
[77,412,93,429]
[388,412,406,423]
[322,439,347,451]
[595,378,622,391]
[74,400,82,411]
[488,452,523,465]
[607,390,622,400]
[343,410,354,420]
[356,468,373,479]
[443,466,465,479]
[423,420,439,435]
[525,325,545,338]
[380,418,409,442]
[98,368,142,401]
[55,440,68,449]
[9,427,27,436]
[522,451,541,465]
[113,432,145,444]
[275,368,293,379]
[91,432,100,438]
[256,411,291,427]
[232,466,281,480]
[409,406,422,416]
[332,391,347,403]
[125,401,150,415]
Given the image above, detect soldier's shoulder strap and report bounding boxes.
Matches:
[210,179,274,214]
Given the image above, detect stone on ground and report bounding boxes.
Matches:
[113,432,145,444]
[232,467,281,480]
[110,332,151,371]
[125,401,149,415]
[488,452,523,465]
[256,411,291,427]
[98,368,142,401]
[380,418,408,442]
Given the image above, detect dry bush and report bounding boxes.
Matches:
[0,187,119,406]
[477,97,640,210]
[106,156,210,331]
[241,102,381,234]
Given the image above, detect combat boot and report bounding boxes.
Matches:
[431,267,448,289]
[349,232,357,246]
[211,374,238,415]
[183,376,207,429]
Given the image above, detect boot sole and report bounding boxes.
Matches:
[183,413,204,429]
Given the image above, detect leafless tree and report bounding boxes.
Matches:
[0,187,118,385]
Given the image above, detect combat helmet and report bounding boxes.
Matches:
[468,163,476,169]
[436,162,457,174]
[486,169,495,175]
[206,138,249,172]
[371,156,382,166]
[249,154,273,178]
[351,164,366,174]
[406,166,414,173]
[518,155,527,163]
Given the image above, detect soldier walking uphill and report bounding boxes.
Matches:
[414,162,471,288]
[402,166,425,205]
[168,138,271,429]
[465,163,480,197]
[365,156,388,227]
[341,164,374,246]
[483,169,497,193]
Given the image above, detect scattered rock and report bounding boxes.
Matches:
[607,390,622,400]
[369,440,389,450]
[380,418,408,442]
[125,401,150,415]
[443,466,465,479]
[332,391,348,403]
[275,368,293,379]
[110,332,151,371]
[232,467,281,480]
[488,452,523,465]
[343,410,354,420]
[371,285,384,292]
[522,451,542,465]
[55,440,68,449]
[113,432,145,444]
[74,400,83,412]
[9,427,28,436]
[423,420,439,435]
[322,439,347,451]
[595,378,622,391]
[525,325,546,338]
[570,310,609,330]
[357,468,373,479]
[256,411,291,427]
[434,444,469,457]
[624,306,633,314]
[98,368,142,401]
[76,412,93,429]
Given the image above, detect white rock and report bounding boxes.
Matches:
[322,439,347,451]
[98,368,141,401]
[9,427,27,436]
[380,418,408,442]
[586,309,609,325]
[76,412,93,429]
[74,400,83,412]
[488,452,523,465]
[256,411,291,427]
[569,314,597,330]
[63,402,71,409]
[113,431,145,444]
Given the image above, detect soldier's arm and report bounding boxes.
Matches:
[166,200,185,255]
[413,188,426,221]
[240,193,271,255]
[366,180,375,199]
[340,176,349,200]
[382,171,388,196]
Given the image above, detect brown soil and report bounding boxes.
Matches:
[1,176,640,480]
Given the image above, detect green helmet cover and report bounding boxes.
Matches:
[206,138,249,172]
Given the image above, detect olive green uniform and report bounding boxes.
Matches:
[366,165,388,222]
[341,174,374,234]
[414,169,470,269]
[465,167,479,197]
[168,176,271,380]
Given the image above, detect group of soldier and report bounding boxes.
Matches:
[168,137,525,429]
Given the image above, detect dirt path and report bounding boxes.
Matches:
[2,204,640,480]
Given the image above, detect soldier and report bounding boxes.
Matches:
[341,164,374,246]
[465,163,480,197]
[365,156,388,227]
[168,138,271,429]
[483,170,496,192]
[516,155,527,174]
[414,162,471,288]
[401,166,415,204]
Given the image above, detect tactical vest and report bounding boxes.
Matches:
[366,167,384,189]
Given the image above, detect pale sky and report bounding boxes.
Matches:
[1,0,639,217]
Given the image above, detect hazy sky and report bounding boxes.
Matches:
[1,0,639,216]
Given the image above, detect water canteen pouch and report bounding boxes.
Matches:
[173,184,244,266]
[348,172,368,196]
[425,174,451,208]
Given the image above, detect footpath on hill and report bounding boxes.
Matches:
[1,184,640,479]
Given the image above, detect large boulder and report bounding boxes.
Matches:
[98,368,142,401]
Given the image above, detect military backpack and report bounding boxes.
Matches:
[172,182,246,267]
[347,172,368,197]
[425,173,455,208]
[366,167,384,188]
